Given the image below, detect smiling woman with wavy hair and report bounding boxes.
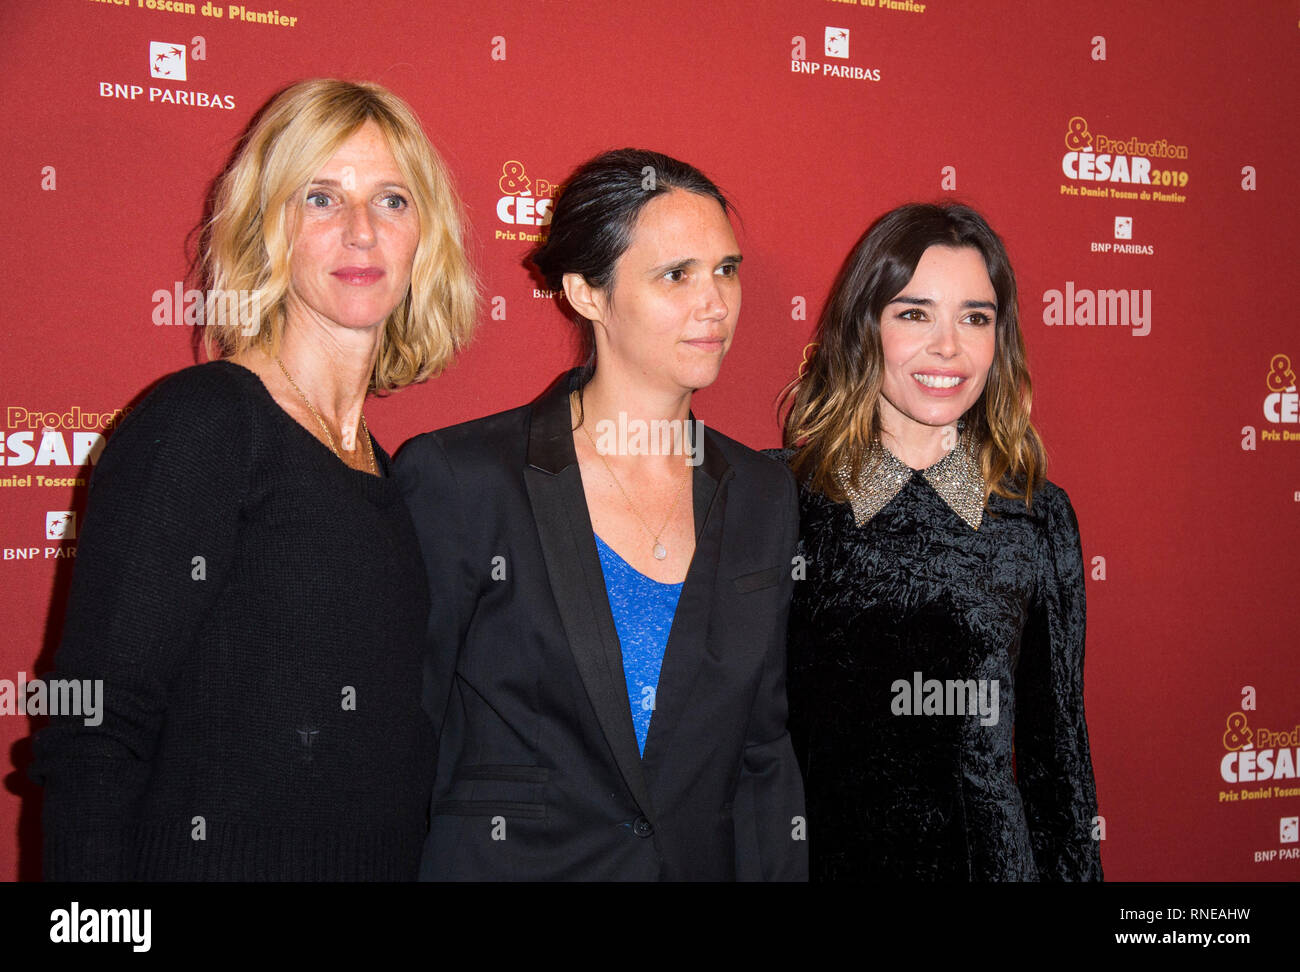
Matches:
[783,202,1045,508]
[773,202,1103,883]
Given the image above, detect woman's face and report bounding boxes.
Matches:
[877,244,998,440]
[285,120,420,335]
[594,188,741,395]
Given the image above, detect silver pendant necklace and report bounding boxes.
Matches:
[577,400,689,560]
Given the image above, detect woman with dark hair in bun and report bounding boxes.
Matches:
[396,149,806,881]
[777,202,1103,882]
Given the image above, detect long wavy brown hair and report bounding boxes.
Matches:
[782,202,1046,508]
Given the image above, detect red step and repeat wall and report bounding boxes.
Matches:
[1,1,1297,882]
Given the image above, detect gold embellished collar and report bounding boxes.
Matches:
[837,434,985,530]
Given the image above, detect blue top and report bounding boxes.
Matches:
[593,534,684,756]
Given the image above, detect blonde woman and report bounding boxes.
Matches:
[31,79,477,880]
[778,203,1102,881]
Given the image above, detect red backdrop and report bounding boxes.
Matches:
[1,0,1297,881]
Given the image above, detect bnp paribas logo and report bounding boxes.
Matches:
[824,28,849,59]
[46,512,75,541]
[790,28,880,82]
[149,42,186,81]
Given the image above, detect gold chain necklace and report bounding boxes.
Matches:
[275,355,377,475]
[575,395,689,561]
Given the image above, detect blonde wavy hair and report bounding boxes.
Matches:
[782,202,1047,508]
[200,78,478,391]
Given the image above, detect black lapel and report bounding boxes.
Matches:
[522,371,656,820]
[639,423,733,774]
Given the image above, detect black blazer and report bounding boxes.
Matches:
[394,371,807,880]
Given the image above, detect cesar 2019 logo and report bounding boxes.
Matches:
[1263,354,1298,424]
[1059,115,1189,190]
[495,161,559,228]
[0,408,121,468]
[1220,711,1300,784]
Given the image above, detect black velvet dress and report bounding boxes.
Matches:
[775,444,1103,881]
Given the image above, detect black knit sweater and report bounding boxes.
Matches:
[31,361,435,880]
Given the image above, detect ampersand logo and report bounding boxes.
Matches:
[499,160,531,196]
[1266,354,1296,392]
[798,342,819,380]
[1223,711,1253,751]
[1064,116,1092,151]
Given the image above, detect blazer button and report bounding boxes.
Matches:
[632,816,654,838]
